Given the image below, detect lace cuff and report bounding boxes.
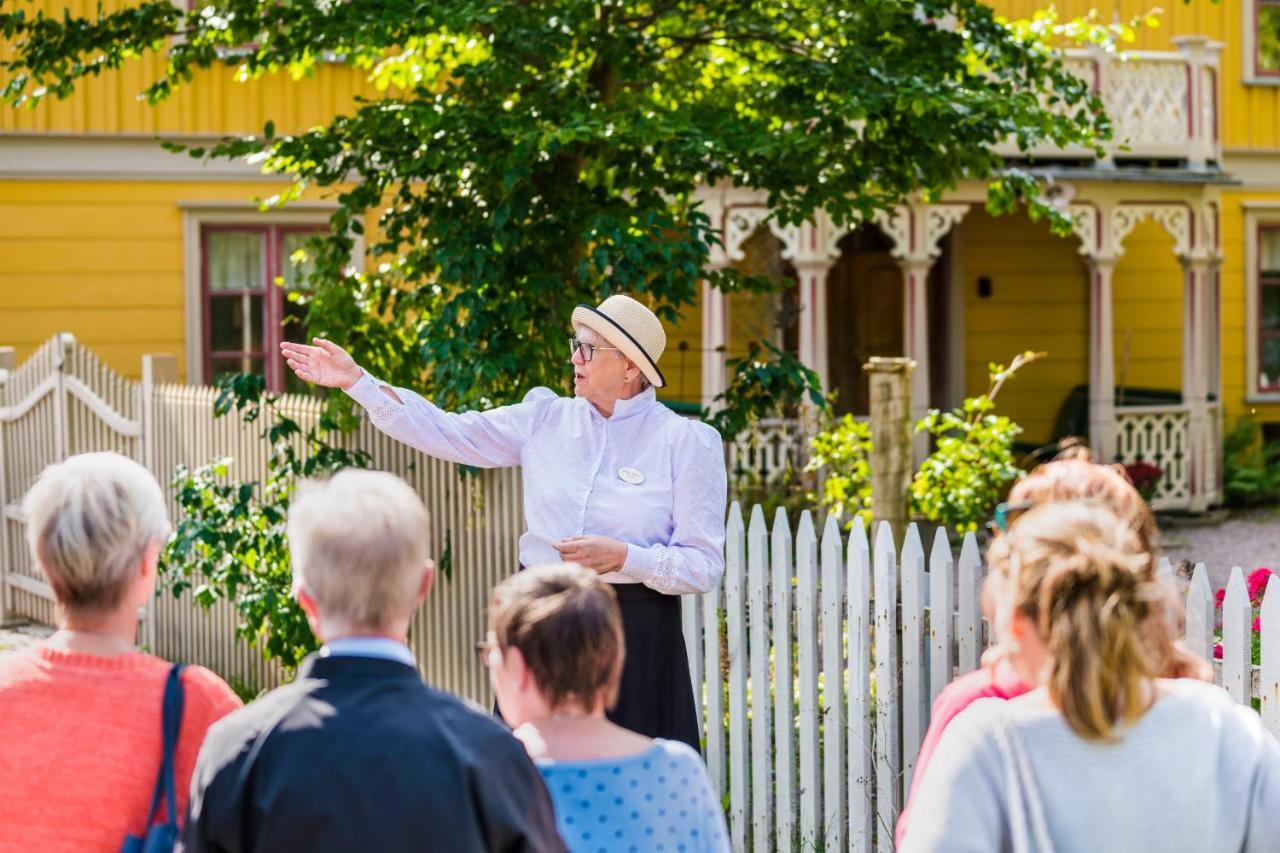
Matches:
[345,371,402,426]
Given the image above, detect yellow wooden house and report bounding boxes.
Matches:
[3,1,1279,512]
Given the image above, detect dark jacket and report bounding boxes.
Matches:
[179,655,565,853]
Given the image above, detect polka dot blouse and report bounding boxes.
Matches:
[536,739,730,853]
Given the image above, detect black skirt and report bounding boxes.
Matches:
[607,583,701,754]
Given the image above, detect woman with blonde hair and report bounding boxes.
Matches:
[901,501,1280,852]
[896,452,1209,846]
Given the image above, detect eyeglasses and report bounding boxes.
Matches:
[986,500,1036,536]
[569,336,620,363]
[475,638,498,669]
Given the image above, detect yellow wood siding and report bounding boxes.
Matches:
[0,179,338,380]
[1,0,378,137]
[1112,219,1185,394]
[959,208,1089,446]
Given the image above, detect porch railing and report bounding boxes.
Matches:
[994,40,1221,167]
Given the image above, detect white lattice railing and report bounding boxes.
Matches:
[1115,405,1192,510]
[728,417,805,485]
[994,44,1220,165]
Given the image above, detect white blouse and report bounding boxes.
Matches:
[345,373,727,595]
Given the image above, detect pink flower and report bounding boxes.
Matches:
[1214,587,1226,607]
[1254,616,1262,632]
[1247,568,1275,604]
[1213,642,1223,660]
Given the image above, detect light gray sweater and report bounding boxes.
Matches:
[901,679,1280,853]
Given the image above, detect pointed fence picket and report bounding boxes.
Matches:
[682,507,1278,852]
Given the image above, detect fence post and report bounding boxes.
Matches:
[864,357,913,543]
[139,354,178,654]
[1184,562,1215,661]
[770,508,797,849]
[746,506,772,852]
[795,511,822,847]
[1261,575,1280,737]
[0,347,12,621]
[956,532,983,674]
[1222,566,1250,704]
[846,521,873,853]
[929,528,955,707]
[52,333,76,460]
[872,521,900,853]
[900,524,927,794]
[724,503,749,852]
[820,513,846,852]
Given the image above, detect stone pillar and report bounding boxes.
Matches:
[1088,255,1119,463]
[700,274,729,413]
[865,357,914,542]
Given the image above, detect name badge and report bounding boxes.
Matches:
[618,467,645,485]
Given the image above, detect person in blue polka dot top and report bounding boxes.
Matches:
[484,564,729,853]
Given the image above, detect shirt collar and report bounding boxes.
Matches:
[609,387,657,420]
[320,636,416,668]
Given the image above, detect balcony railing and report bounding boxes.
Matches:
[995,37,1221,167]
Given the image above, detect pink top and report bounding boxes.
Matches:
[0,645,241,852]
[895,661,1031,848]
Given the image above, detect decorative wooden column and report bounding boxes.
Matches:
[794,258,832,392]
[874,204,968,464]
[1181,250,1221,511]
[1087,254,1120,464]
[700,270,729,413]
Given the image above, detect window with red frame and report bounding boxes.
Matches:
[203,224,322,393]
[1257,0,1280,76]
[1260,227,1280,391]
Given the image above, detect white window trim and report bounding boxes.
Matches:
[1243,205,1280,402]
[180,201,365,385]
[1243,0,1280,86]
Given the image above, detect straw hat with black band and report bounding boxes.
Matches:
[571,295,667,389]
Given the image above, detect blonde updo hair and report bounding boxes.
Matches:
[987,501,1164,740]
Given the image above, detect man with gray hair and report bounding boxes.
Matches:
[181,469,564,853]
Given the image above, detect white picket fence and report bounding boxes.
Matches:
[684,503,1280,852]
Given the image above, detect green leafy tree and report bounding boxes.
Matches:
[2,0,1147,419]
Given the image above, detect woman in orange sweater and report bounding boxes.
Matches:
[0,452,241,853]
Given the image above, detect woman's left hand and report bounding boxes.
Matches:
[553,536,628,574]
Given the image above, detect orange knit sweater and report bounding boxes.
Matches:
[0,645,241,853]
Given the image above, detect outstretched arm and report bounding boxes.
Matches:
[280,339,550,468]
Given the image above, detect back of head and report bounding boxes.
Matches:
[988,501,1162,740]
[23,451,170,614]
[489,564,625,711]
[1009,452,1157,559]
[287,469,429,635]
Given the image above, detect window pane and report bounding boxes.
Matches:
[1261,229,1280,273]
[209,294,264,352]
[1261,337,1280,390]
[279,230,320,291]
[211,355,265,383]
[1264,284,1280,332]
[208,231,265,292]
[1260,4,1280,73]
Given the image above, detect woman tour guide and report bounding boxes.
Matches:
[280,294,726,751]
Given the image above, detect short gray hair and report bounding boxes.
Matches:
[288,469,430,634]
[573,324,651,391]
[23,452,170,613]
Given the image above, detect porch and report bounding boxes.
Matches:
[694,37,1228,512]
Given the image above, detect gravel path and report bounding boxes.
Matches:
[1159,508,1280,591]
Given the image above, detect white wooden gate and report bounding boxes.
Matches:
[0,334,148,627]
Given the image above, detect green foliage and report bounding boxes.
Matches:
[1,0,1150,417]
[706,341,825,439]
[160,373,373,670]
[805,412,873,526]
[1223,416,1280,508]
[807,352,1040,532]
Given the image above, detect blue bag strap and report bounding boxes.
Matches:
[143,663,186,832]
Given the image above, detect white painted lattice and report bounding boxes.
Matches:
[1115,405,1191,509]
